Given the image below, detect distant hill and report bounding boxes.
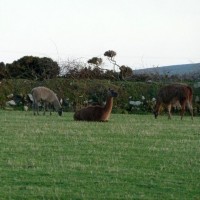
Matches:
[134,63,200,75]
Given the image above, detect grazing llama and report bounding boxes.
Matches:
[74,88,118,121]
[31,86,62,116]
[153,83,193,119]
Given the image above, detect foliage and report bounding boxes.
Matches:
[0,111,199,199]
[119,65,133,80]
[62,59,118,80]
[6,56,60,80]
[0,80,14,107]
[87,57,103,67]
[0,62,7,80]
[104,50,117,59]
[2,54,199,82]
[1,79,200,115]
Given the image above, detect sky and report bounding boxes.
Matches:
[0,0,200,70]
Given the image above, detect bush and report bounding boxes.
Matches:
[0,78,199,115]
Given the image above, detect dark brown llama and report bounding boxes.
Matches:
[153,83,193,120]
[74,89,118,122]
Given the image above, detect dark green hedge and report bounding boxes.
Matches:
[0,78,199,115]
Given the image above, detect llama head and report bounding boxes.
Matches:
[108,88,118,97]
[58,108,63,116]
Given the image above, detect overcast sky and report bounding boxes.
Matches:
[0,0,200,70]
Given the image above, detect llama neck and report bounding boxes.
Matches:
[104,96,113,113]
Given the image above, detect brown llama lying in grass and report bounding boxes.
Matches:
[31,86,62,116]
[153,83,193,120]
[74,89,118,122]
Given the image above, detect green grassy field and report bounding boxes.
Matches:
[0,110,199,199]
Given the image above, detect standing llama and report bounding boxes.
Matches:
[31,86,62,116]
[153,83,193,120]
[74,88,118,122]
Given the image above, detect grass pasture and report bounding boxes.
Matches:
[0,110,200,199]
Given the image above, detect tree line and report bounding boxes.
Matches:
[0,50,134,81]
[1,50,200,82]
